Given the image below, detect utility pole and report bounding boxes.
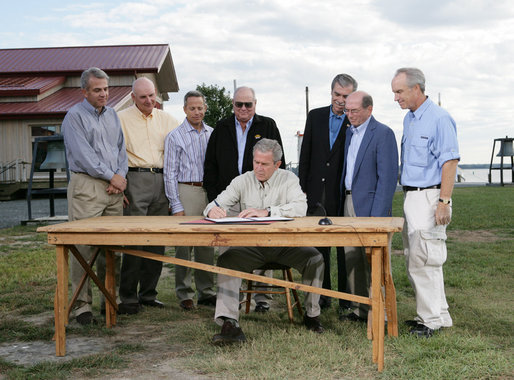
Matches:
[305,86,309,118]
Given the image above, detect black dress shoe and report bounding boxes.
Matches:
[76,311,94,325]
[212,320,246,345]
[254,302,270,313]
[409,323,435,338]
[140,299,165,308]
[197,295,217,307]
[303,315,324,334]
[339,312,367,323]
[404,319,420,327]
[118,303,140,315]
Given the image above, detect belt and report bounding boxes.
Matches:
[403,184,441,192]
[345,190,352,195]
[128,167,163,173]
[179,181,203,187]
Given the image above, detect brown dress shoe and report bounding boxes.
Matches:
[179,299,195,311]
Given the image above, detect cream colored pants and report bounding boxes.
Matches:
[403,189,453,329]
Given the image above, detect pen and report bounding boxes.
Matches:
[214,200,221,207]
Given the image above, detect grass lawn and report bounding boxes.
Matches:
[0,186,513,379]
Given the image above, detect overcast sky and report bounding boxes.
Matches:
[3,0,514,164]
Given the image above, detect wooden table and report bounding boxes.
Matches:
[38,216,403,371]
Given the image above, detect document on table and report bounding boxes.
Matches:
[205,216,294,223]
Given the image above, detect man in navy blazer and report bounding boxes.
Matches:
[299,74,357,310]
[340,91,398,321]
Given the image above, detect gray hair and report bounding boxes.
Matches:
[253,138,283,163]
[362,93,373,108]
[394,67,426,93]
[331,74,358,91]
[81,67,109,89]
[234,86,256,101]
[183,90,206,107]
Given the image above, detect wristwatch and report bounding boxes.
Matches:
[266,207,271,216]
[439,198,451,205]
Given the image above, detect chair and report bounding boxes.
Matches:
[240,263,303,322]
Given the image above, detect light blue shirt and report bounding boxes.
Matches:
[329,107,344,149]
[236,116,254,174]
[164,118,213,213]
[400,97,460,187]
[62,99,128,181]
[344,116,371,190]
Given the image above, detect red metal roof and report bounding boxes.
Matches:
[0,44,170,75]
[0,86,131,119]
[0,76,65,96]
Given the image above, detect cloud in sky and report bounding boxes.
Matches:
[2,0,514,164]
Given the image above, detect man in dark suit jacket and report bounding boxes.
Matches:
[204,86,285,203]
[340,91,398,321]
[203,86,285,312]
[298,74,357,310]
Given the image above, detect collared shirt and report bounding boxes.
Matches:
[62,99,128,181]
[236,116,254,174]
[163,118,213,213]
[344,116,371,190]
[118,105,179,168]
[204,168,307,218]
[329,107,344,149]
[400,97,460,187]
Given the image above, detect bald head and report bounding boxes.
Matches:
[132,77,157,116]
[345,91,373,127]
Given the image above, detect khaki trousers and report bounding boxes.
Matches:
[214,246,324,325]
[174,183,215,301]
[68,173,123,316]
[343,194,370,318]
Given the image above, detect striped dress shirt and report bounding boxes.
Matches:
[164,118,213,213]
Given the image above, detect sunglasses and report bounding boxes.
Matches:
[234,101,254,109]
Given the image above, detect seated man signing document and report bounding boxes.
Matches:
[204,138,325,344]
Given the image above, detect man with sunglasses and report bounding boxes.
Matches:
[203,86,285,313]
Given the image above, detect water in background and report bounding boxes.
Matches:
[458,168,512,184]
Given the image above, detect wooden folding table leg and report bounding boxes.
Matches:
[383,239,398,337]
[105,248,117,327]
[55,245,68,356]
[371,247,385,371]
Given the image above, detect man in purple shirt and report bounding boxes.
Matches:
[164,90,216,311]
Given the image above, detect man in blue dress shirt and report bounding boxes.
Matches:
[392,67,460,338]
[62,67,128,325]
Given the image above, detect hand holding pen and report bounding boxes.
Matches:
[207,200,227,219]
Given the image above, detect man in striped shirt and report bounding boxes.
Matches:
[164,90,216,311]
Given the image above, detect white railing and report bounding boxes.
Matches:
[0,159,30,183]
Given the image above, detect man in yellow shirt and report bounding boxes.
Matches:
[117,77,179,314]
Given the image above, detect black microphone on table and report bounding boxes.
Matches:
[316,202,332,225]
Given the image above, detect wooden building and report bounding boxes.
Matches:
[0,44,179,199]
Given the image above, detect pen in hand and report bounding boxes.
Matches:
[210,200,227,218]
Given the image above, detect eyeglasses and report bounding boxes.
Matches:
[234,101,254,109]
[344,108,362,115]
